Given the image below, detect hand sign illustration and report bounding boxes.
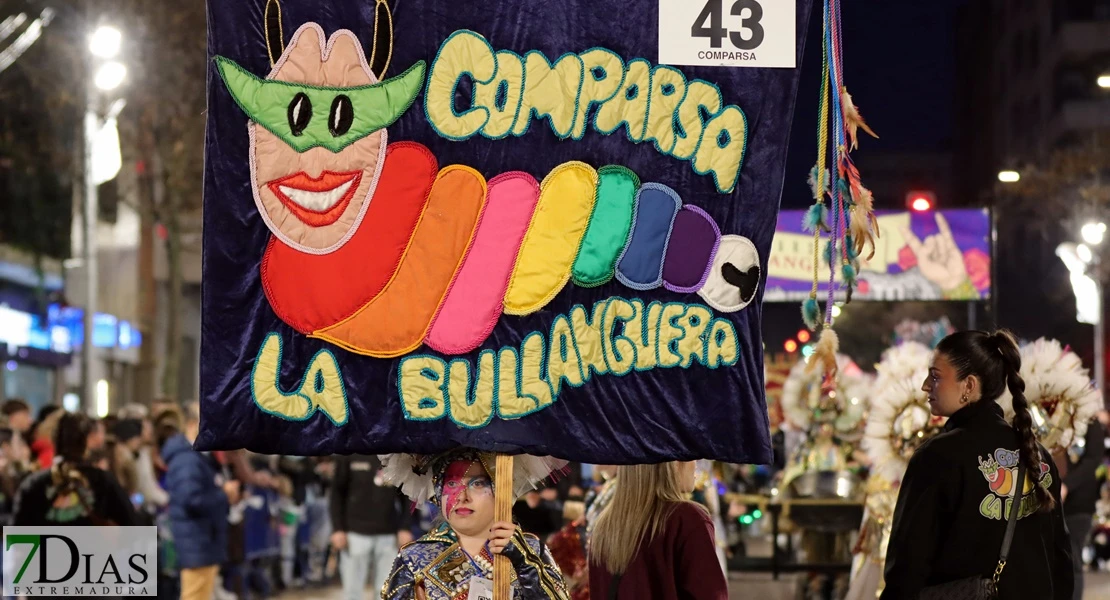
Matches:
[900,213,969,292]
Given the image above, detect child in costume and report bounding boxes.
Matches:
[379,450,569,600]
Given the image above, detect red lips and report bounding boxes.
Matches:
[267,170,363,227]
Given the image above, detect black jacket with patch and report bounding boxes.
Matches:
[881,400,1074,600]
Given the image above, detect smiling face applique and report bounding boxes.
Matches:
[217,23,426,254]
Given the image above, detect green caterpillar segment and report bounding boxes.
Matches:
[572,165,641,287]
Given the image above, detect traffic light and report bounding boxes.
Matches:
[797,329,811,344]
[784,339,798,353]
[906,190,936,212]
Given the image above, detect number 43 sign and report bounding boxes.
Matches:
[659,0,796,68]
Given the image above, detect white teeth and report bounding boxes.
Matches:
[278,178,355,212]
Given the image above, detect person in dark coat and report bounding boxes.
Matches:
[12,411,136,527]
[328,454,412,600]
[1062,416,1107,600]
[882,330,1074,599]
[161,402,236,600]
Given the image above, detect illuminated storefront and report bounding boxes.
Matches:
[0,304,140,411]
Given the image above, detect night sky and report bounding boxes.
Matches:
[768,0,1097,374]
[782,0,965,210]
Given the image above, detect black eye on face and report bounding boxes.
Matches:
[329,95,353,137]
[288,92,312,137]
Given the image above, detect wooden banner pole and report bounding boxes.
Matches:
[494,454,514,600]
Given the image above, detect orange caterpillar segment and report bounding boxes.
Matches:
[311,165,487,357]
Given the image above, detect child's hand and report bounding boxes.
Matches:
[488,521,517,554]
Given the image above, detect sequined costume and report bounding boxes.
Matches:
[379,449,569,600]
[546,521,588,600]
[545,474,618,600]
[381,522,568,600]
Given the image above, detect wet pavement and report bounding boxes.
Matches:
[275,570,1110,599]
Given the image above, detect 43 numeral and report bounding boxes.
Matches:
[691,0,765,50]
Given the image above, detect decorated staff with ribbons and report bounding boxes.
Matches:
[846,341,944,600]
[378,450,568,600]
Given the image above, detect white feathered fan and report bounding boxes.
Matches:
[863,342,945,482]
[1018,338,1102,452]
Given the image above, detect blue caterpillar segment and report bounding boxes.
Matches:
[616,184,682,290]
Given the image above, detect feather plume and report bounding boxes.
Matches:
[841,262,857,288]
[802,202,829,233]
[379,452,568,504]
[841,87,878,150]
[1017,338,1103,450]
[802,297,821,331]
[849,204,877,260]
[808,165,830,201]
[806,328,840,377]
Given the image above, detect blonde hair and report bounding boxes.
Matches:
[588,462,700,575]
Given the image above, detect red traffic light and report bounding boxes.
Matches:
[906,190,936,212]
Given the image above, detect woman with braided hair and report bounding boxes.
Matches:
[12,412,136,527]
[881,330,1074,599]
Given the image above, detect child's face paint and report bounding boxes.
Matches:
[440,461,495,536]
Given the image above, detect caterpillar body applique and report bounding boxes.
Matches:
[217,24,760,359]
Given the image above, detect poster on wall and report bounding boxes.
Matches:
[198,0,813,463]
[765,209,992,302]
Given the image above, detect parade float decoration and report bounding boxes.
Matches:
[847,341,943,600]
[1018,338,1102,457]
[779,354,870,489]
[765,354,794,433]
[200,0,829,594]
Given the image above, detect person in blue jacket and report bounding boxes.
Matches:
[159,402,238,600]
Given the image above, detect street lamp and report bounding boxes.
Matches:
[1060,224,1106,403]
[81,24,126,415]
[1081,221,1106,246]
[94,61,127,91]
[88,25,121,58]
[997,170,1020,183]
[1099,75,1110,89]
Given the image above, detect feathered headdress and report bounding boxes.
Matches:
[782,354,871,438]
[379,450,567,505]
[1018,338,1102,451]
[863,342,945,482]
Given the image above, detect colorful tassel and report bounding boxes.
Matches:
[841,262,856,287]
[808,165,830,201]
[803,202,829,233]
[841,86,877,151]
[802,297,821,331]
[837,178,851,202]
[806,327,840,376]
[843,235,858,261]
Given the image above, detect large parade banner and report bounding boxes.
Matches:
[765,209,992,302]
[198,0,812,463]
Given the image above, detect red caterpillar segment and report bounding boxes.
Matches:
[261,142,437,334]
